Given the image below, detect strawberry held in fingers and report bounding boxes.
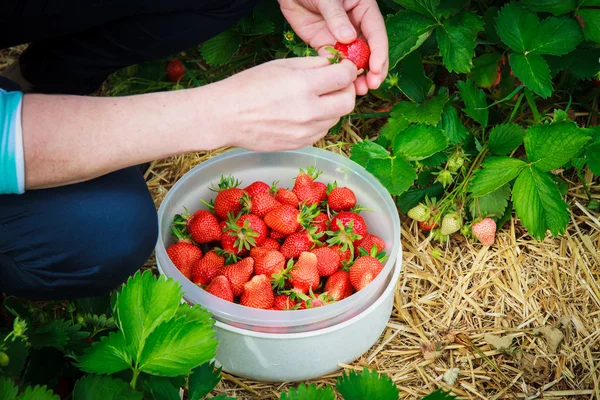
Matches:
[192,250,225,285]
[206,275,234,302]
[217,257,254,297]
[332,38,371,71]
[210,175,246,220]
[240,274,275,309]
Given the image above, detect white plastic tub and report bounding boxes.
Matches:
[155,147,401,333]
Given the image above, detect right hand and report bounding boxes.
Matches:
[214,56,358,152]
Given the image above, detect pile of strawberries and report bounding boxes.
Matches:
[166,167,388,310]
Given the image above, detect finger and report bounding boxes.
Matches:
[317,84,356,119]
[356,2,389,86]
[354,75,369,95]
[318,0,357,43]
[278,56,332,69]
[307,59,358,95]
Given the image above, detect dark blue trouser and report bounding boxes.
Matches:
[0,167,158,300]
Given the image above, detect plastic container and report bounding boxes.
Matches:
[155,147,401,333]
[211,249,402,382]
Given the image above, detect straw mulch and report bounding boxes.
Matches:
[144,122,600,400]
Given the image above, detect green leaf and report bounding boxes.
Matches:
[456,80,488,127]
[438,104,469,144]
[394,0,439,18]
[436,12,483,73]
[0,377,17,400]
[72,375,142,400]
[201,29,242,66]
[421,389,457,400]
[397,183,445,213]
[350,141,390,168]
[137,315,217,377]
[381,115,411,142]
[420,151,448,167]
[469,184,511,219]
[386,11,437,69]
[488,123,525,155]
[77,331,132,375]
[471,53,502,88]
[366,157,417,195]
[525,121,591,171]
[16,386,59,400]
[509,53,553,98]
[189,362,221,400]
[280,383,335,400]
[116,270,182,362]
[0,338,28,377]
[212,396,236,400]
[586,143,600,174]
[28,319,71,350]
[238,11,275,36]
[520,0,577,15]
[469,157,527,196]
[393,124,447,160]
[512,166,569,239]
[397,51,432,102]
[495,3,538,53]
[529,16,583,55]
[437,0,466,17]
[336,368,399,400]
[576,9,600,43]
[390,90,449,125]
[567,48,600,78]
[483,6,501,43]
[142,376,182,400]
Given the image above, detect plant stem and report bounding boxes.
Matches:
[524,88,541,124]
[131,368,140,390]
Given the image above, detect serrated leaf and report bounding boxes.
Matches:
[1,338,28,377]
[397,51,432,102]
[189,362,221,400]
[387,11,437,69]
[495,3,538,53]
[529,16,583,55]
[72,375,142,400]
[393,124,447,160]
[437,0,466,17]
[350,141,390,168]
[543,54,574,77]
[0,377,18,400]
[336,368,399,400]
[394,0,439,18]
[420,151,448,167]
[471,53,502,88]
[512,166,569,239]
[586,143,600,174]
[381,115,411,142]
[469,184,511,219]
[457,80,488,127]
[436,12,483,73]
[16,385,59,400]
[280,383,335,400]
[438,104,469,144]
[366,157,417,195]
[488,123,525,155]
[525,122,591,171]
[391,90,448,125]
[576,9,600,43]
[28,319,70,350]
[469,157,527,196]
[520,0,576,15]
[567,48,600,78]
[483,6,501,43]
[509,53,553,98]
[116,270,182,362]
[77,331,132,375]
[137,315,217,376]
[201,29,242,66]
[397,183,444,213]
[421,389,457,400]
[142,376,181,400]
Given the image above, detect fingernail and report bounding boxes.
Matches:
[337,26,355,41]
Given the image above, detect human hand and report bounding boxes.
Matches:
[213,56,357,152]
[279,0,388,95]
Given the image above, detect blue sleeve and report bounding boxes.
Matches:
[0,88,25,195]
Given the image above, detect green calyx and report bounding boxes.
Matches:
[226,212,259,252]
[271,259,295,292]
[209,174,242,192]
[357,245,388,263]
[298,203,321,229]
[325,219,362,261]
[170,224,192,242]
[298,166,323,180]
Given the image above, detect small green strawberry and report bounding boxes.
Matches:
[435,170,454,188]
[447,153,465,172]
[440,212,462,235]
[407,203,430,222]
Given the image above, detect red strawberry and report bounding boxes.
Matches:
[307,182,327,205]
[297,290,332,309]
[243,192,281,218]
[191,251,225,285]
[220,228,249,258]
[270,230,287,240]
[187,210,221,243]
[289,252,320,294]
[250,247,286,276]
[292,167,325,205]
[261,238,281,251]
[219,220,227,232]
[472,217,497,245]
[264,204,318,235]
[211,175,246,220]
[330,212,368,237]
[311,212,329,235]
[240,275,275,309]
[166,59,186,82]
[280,231,321,260]
[217,257,254,297]
[244,181,271,197]
[166,228,203,279]
[330,244,351,267]
[349,256,383,291]
[236,214,268,247]
[324,270,353,301]
[333,38,370,71]
[275,188,299,207]
[327,184,357,212]
[418,218,438,231]
[355,233,386,254]
[310,246,340,277]
[273,294,298,310]
[206,275,234,302]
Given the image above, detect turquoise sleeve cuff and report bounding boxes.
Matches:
[0,88,25,195]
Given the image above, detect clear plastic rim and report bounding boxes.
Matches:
[155,147,401,327]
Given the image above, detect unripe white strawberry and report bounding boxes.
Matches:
[407,203,430,222]
[435,170,454,187]
[440,212,462,235]
[472,217,496,245]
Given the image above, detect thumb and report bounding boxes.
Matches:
[318,0,357,43]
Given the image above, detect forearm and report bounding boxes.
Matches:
[22,85,230,189]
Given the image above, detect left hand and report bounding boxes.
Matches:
[279,0,389,95]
